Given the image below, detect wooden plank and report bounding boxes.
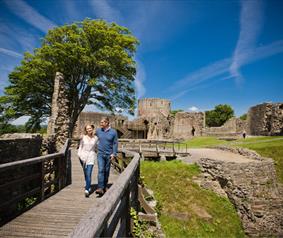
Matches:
[0,172,41,190]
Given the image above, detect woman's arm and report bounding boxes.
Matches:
[78,136,84,158]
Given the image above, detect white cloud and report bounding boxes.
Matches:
[0,48,22,58]
[4,0,57,33]
[170,40,283,97]
[188,106,199,112]
[230,0,264,83]
[89,0,123,23]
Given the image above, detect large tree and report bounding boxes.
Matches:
[205,104,234,127]
[0,19,139,133]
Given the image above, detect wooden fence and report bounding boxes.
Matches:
[0,139,71,226]
[70,149,140,237]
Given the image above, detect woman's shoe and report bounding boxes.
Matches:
[85,190,89,197]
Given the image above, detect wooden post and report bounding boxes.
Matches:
[126,187,131,237]
[58,156,62,191]
[41,161,45,201]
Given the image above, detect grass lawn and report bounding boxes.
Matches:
[181,137,229,148]
[141,161,245,237]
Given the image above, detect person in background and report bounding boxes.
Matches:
[95,117,118,196]
[78,124,98,197]
[242,130,247,139]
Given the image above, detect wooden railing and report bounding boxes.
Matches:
[0,139,71,226]
[70,149,140,238]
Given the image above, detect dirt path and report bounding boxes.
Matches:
[182,148,261,164]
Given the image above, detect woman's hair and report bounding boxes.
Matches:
[84,124,94,135]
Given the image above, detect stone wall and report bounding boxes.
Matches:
[204,117,247,136]
[247,103,283,136]
[138,98,171,118]
[197,157,283,237]
[47,72,70,150]
[172,112,204,139]
[0,134,42,164]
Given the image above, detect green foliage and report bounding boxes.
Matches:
[130,207,155,238]
[239,113,247,120]
[17,196,37,211]
[170,109,184,117]
[141,160,245,237]
[205,104,234,127]
[1,19,139,132]
[0,123,26,135]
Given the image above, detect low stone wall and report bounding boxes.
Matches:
[197,157,283,237]
[0,134,42,164]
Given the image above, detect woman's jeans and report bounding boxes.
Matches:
[97,153,111,189]
[80,160,93,191]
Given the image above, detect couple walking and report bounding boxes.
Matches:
[78,117,118,197]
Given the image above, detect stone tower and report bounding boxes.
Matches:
[47,72,70,150]
[138,98,171,118]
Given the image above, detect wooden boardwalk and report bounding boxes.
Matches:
[0,150,120,237]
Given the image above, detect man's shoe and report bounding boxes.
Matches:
[85,190,89,198]
[95,188,104,195]
[104,187,109,193]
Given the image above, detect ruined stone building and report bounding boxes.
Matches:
[204,117,247,137]
[247,103,283,136]
[74,98,205,140]
[172,112,205,138]
[73,98,283,139]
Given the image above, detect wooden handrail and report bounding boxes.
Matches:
[0,138,71,226]
[0,139,70,171]
[70,149,140,238]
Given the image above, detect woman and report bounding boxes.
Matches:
[78,124,98,197]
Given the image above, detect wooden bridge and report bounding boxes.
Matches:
[119,139,191,159]
[0,139,141,237]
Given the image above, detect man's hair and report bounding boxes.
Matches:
[101,117,110,123]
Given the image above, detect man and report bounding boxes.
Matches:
[95,117,118,195]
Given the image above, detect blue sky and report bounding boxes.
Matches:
[0,0,283,124]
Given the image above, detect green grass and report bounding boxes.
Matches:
[181,137,229,148]
[141,161,245,237]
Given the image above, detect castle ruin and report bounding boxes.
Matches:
[73,98,283,139]
[247,103,283,136]
[74,98,205,140]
